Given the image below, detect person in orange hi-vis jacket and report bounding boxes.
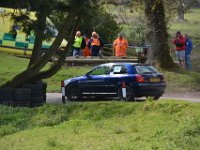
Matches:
[82,34,91,57]
[113,33,128,57]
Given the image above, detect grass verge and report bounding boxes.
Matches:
[0,100,200,150]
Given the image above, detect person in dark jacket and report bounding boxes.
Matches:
[173,31,186,69]
[184,34,193,70]
[88,32,104,56]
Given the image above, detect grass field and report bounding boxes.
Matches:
[0,100,200,150]
[169,9,200,45]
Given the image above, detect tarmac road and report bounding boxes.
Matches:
[47,91,200,103]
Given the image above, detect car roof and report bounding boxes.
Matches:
[100,62,151,66]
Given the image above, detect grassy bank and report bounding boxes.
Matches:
[0,100,200,150]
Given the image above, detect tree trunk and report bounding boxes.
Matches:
[28,14,46,68]
[144,0,174,69]
[28,2,50,68]
[1,9,79,88]
[30,14,81,82]
[177,0,185,21]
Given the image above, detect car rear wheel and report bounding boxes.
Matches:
[146,96,161,100]
[65,85,81,101]
[118,86,134,101]
[153,95,161,100]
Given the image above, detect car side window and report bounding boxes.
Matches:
[110,65,127,74]
[88,65,110,75]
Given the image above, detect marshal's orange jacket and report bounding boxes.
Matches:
[113,38,128,57]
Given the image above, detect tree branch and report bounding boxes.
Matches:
[1,8,77,88]
[30,12,81,81]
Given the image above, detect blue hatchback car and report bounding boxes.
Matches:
[61,63,166,101]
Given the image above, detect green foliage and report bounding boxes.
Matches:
[0,125,16,137]
[50,5,121,43]
[84,8,121,43]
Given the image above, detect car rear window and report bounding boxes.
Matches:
[135,65,158,74]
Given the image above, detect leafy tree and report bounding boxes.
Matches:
[144,0,174,69]
[50,7,121,44]
[101,0,174,69]
[1,0,97,88]
[164,0,200,21]
[1,0,121,88]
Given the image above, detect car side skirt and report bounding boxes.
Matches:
[82,92,116,95]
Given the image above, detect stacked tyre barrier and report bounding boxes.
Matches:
[13,88,31,107]
[0,88,14,106]
[0,82,47,108]
[23,82,47,108]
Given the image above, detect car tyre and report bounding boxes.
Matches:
[153,95,161,100]
[65,85,81,101]
[118,86,134,101]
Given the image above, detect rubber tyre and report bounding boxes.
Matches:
[118,86,134,101]
[0,88,13,103]
[31,96,43,103]
[14,95,31,102]
[0,88,13,94]
[146,95,161,100]
[42,82,47,89]
[31,89,46,97]
[0,94,13,101]
[14,101,30,107]
[31,102,44,108]
[65,85,81,101]
[13,88,31,95]
[23,83,43,90]
[153,95,161,100]
[0,100,14,106]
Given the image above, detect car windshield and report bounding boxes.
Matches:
[135,65,157,74]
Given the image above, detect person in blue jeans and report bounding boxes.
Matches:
[185,34,193,70]
[73,31,83,57]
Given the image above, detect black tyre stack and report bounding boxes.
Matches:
[23,82,47,107]
[13,88,31,107]
[0,88,14,106]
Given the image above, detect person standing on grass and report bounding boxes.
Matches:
[113,33,128,57]
[88,31,104,56]
[173,31,186,69]
[184,34,193,70]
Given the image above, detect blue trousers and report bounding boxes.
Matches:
[73,48,82,57]
[185,54,192,70]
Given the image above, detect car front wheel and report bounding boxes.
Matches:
[118,86,134,101]
[65,85,81,101]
